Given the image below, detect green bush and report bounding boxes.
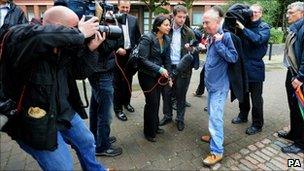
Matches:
[269,28,284,44]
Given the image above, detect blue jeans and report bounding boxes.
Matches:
[17,114,106,171]
[207,90,228,156]
[89,72,114,152]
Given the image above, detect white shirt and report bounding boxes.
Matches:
[0,3,10,28]
[122,19,131,49]
[170,24,181,65]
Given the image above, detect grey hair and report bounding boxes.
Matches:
[287,1,304,12]
[203,9,220,21]
[251,4,263,13]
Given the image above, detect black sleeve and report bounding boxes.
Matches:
[134,18,141,45]
[9,24,85,68]
[70,46,99,79]
[163,44,172,74]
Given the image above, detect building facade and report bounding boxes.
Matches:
[14,0,226,32]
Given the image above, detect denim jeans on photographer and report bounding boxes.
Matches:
[207,90,228,156]
[89,72,114,152]
[17,113,106,171]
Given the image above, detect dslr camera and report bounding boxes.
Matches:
[58,0,126,39]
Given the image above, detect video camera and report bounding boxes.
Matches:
[62,0,126,39]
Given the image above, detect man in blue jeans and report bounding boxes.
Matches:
[201,9,238,166]
[1,6,107,170]
[89,35,124,157]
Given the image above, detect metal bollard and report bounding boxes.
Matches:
[269,43,273,61]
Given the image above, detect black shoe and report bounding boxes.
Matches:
[277,130,294,141]
[281,144,304,154]
[156,128,164,134]
[185,101,191,107]
[159,117,172,126]
[145,135,156,142]
[245,126,262,135]
[109,136,116,144]
[96,146,122,157]
[124,104,135,113]
[177,121,185,131]
[204,107,208,112]
[231,117,248,124]
[115,111,127,121]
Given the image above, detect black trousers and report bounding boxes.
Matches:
[138,73,161,138]
[113,51,133,112]
[285,70,304,147]
[162,66,191,122]
[195,65,205,95]
[238,82,264,128]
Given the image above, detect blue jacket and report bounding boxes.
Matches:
[205,32,238,92]
[240,20,270,82]
[290,18,304,81]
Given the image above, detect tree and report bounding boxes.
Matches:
[140,0,169,31]
[182,0,195,10]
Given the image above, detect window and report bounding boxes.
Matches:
[192,11,203,26]
[27,6,34,21]
[143,11,154,33]
[40,6,47,18]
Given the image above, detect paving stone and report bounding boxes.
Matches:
[245,155,259,165]
[239,148,250,155]
[257,163,271,170]
[210,163,221,170]
[265,162,281,170]
[255,142,265,148]
[238,163,251,170]
[265,146,280,155]
[255,151,271,161]
[222,157,238,167]
[273,140,288,148]
[269,158,288,170]
[230,152,242,160]
[261,148,275,157]
[248,144,258,151]
[229,165,240,170]
[261,138,272,145]
[270,143,282,151]
[249,153,266,163]
[239,159,258,169]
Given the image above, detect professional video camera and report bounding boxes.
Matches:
[63,0,125,39]
[224,3,253,31]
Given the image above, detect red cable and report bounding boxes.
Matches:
[114,53,170,97]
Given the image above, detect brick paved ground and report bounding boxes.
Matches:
[1,55,304,170]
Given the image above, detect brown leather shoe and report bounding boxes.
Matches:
[201,135,210,143]
[202,154,223,166]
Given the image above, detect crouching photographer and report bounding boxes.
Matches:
[0,6,108,170]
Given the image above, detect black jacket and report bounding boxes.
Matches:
[0,2,28,39]
[227,31,248,102]
[2,24,98,150]
[137,32,171,78]
[125,14,141,49]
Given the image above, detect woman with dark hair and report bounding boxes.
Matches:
[137,14,171,142]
